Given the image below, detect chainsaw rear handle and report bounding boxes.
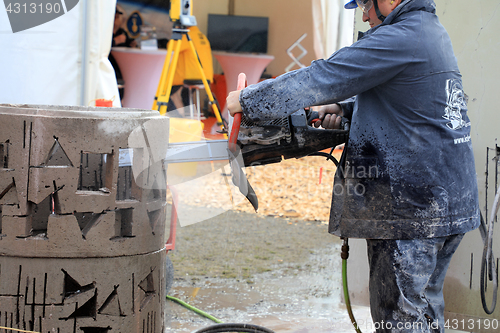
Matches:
[228,73,247,153]
[307,109,350,131]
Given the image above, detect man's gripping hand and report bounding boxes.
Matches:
[313,103,343,130]
[227,90,243,117]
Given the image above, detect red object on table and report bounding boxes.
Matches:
[95,99,113,107]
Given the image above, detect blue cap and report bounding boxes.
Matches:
[344,0,358,9]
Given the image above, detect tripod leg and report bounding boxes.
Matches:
[186,36,227,138]
[154,39,183,115]
[153,38,176,111]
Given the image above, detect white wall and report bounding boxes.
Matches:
[194,0,318,77]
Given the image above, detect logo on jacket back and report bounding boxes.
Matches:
[3,0,79,33]
[443,79,470,131]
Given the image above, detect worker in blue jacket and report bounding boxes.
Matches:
[227,0,480,332]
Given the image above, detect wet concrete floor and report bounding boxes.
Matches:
[162,208,466,333]
[165,243,373,333]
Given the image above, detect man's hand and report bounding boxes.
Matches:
[226,90,243,117]
[313,103,344,129]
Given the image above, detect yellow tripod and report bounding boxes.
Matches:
[152,27,226,138]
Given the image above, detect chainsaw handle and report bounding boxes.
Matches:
[228,73,247,152]
[307,109,350,131]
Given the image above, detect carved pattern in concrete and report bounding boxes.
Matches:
[0,104,170,333]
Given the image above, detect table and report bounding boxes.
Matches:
[212,52,274,133]
[213,51,274,135]
[111,47,168,109]
[213,51,274,92]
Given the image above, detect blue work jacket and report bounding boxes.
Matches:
[239,0,480,239]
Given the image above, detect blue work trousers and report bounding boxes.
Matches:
[366,234,464,333]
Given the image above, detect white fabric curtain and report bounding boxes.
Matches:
[83,0,121,107]
[0,0,119,107]
[312,0,355,59]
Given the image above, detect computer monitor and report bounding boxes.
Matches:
[207,14,269,54]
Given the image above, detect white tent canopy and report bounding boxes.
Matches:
[0,0,354,108]
[312,0,355,60]
[0,0,120,107]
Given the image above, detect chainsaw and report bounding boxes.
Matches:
[165,74,349,211]
[226,73,350,211]
[235,107,349,167]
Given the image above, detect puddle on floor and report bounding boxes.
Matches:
[165,243,373,333]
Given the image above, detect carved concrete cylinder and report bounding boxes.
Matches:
[0,104,170,333]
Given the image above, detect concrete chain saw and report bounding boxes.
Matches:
[164,73,349,212]
[227,73,350,211]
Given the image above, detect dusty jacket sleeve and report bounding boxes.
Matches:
[239,23,420,122]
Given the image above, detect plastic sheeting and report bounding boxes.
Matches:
[0,0,120,107]
[312,0,355,59]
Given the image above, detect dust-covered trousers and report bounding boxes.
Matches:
[366,233,464,333]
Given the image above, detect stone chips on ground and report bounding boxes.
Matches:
[168,150,342,223]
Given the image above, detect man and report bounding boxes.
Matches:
[226,0,480,332]
[112,6,137,48]
[110,5,137,101]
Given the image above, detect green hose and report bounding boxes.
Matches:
[166,295,223,324]
[342,238,362,333]
[167,296,275,332]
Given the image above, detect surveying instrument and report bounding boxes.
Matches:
[153,0,226,137]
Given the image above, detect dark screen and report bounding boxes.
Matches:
[207,14,269,54]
